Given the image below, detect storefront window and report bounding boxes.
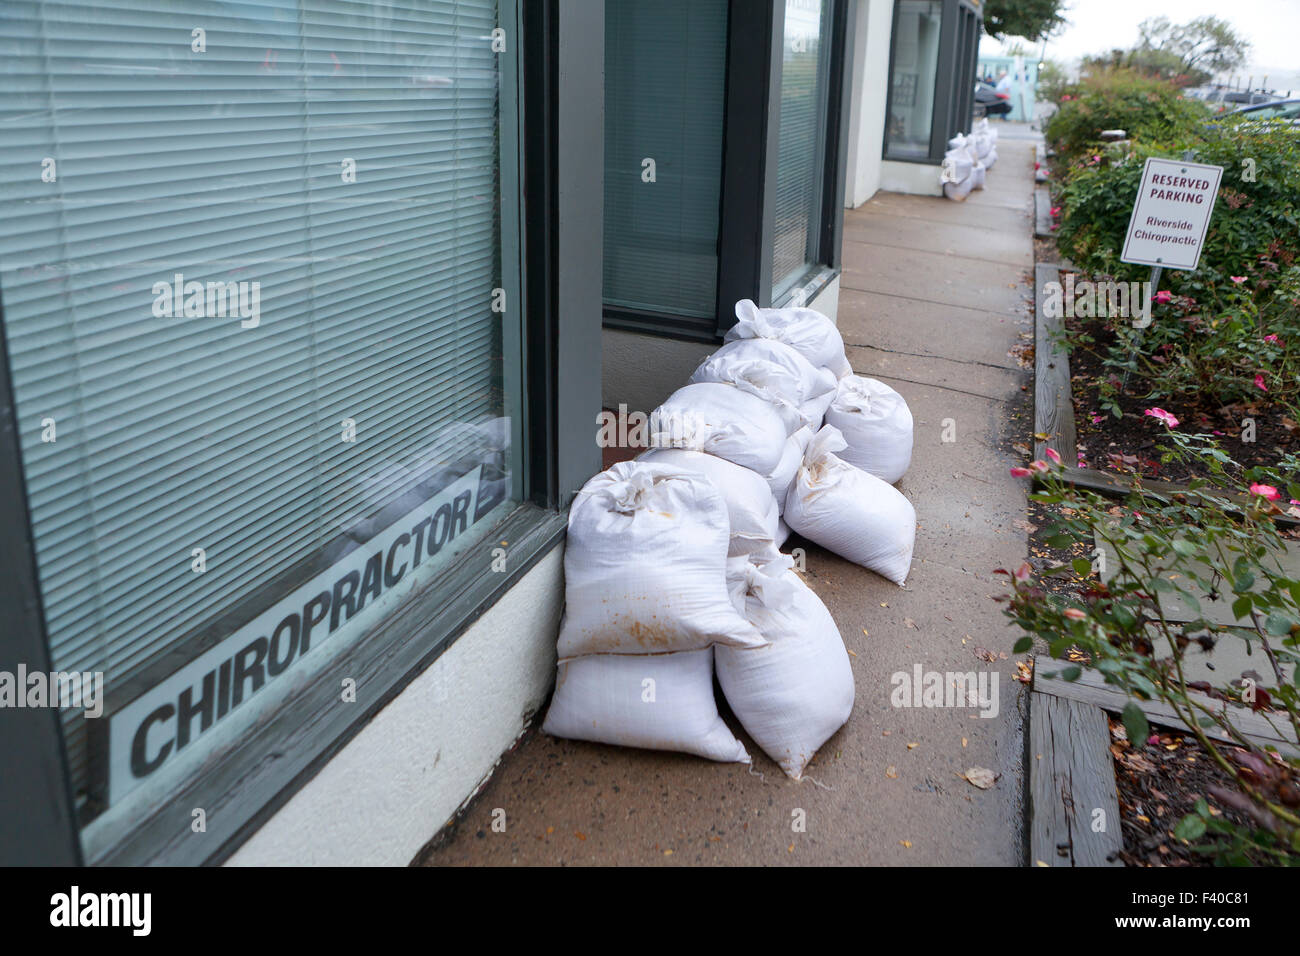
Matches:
[603,0,729,319]
[885,0,943,159]
[771,0,834,303]
[0,0,522,856]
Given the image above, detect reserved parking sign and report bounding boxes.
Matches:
[1120,156,1224,271]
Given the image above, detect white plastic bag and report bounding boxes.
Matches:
[726,299,852,380]
[557,461,767,658]
[784,425,916,586]
[717,553,854,780]
[638,448,778,555]
[649,382,789,476]
[824,375,913,484]
[690,338,837,431]
[542,648,750,763]
[762,424,813,514]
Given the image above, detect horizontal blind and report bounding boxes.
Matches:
[0,0,510,810]
[603,0,727,319]
[771,0,831,301]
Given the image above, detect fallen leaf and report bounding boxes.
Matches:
[899,840,912,849]
[961,767,998,789]
[886,766,899,778]
[907,742,919,750]
[575,831,587,840]
[904,618,918,630]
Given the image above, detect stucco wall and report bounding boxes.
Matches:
[225,544,565,867]
[844,0,894,208]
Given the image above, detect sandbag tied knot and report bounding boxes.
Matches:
[647,406,711,452]
[733,297,777,340]
[597,467,658,514]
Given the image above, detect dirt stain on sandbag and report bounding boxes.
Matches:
[622,616,676,649]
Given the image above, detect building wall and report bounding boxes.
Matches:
[601,277,842,415]
[843,0,893,207]
[880,158,943,195]
[225,545,565,867]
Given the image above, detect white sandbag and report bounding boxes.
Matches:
[970,160,987,190]
[726,299,852,380]
[762,424,814,512]
[825,375,913,484]
[638,447,778,555]
[542,648,750,763]
[717,553,854,780]
[775,518,791,549]
[982,146,998,170]
[944,176,974,201]
[557,461,767,658]
[690,338,836,432]
[942,149,974,184]
[649,382,789,476]
[784,425,916,586]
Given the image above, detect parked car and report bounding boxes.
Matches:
[973,80,1011,118]
[1226,98,1300,126]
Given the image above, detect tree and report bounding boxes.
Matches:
[1137,15,1250,79]
[982,0,1067,41]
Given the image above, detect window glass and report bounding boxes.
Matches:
[771,0,833,303]
[885,0,943,160]
[0,0,521,851]
[603,0,729,318]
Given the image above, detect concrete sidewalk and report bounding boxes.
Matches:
[419,135,1038,867]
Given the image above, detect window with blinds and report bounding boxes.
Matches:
[0,0,520,830]
[603,0,728,320]
[771,0,833,303]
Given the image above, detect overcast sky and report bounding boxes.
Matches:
[980,0,1300,91]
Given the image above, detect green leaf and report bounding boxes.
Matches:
[1013,636,1033,653]
[1266,614,1293,637]
[1072,557,1092,577]
[1122,701,1149,746]
[1236,572,1256,593]
[1062,665,1082,682]
[1232,595,1253,619]
[1174,814,1207,842]
[1171,539,1198,557]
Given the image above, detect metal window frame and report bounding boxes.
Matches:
[882,0,983,164]
[600,0,854,342]
[0,0,602,866]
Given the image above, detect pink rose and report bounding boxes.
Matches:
[1265,334,1281,344]
[1013,562,1032,582]
[1255,374,1268,392]
[1230,276,1247,284]
[1144,407,1179,427]
[1153,290,1173,304]
[1063,608,1086,620]
[1045,447,1061,465]
[1249,484,1281,501]
[1010,466,1032,478]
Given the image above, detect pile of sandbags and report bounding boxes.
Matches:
[543,298,918,776]
[941,119,998,201]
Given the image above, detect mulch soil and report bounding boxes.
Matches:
[1065,314,1297,483]
[1109,718,1260,867]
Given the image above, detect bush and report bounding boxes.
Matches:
[1055,124,1300,306]
[1054,123,1300,412]
[1003,436,1300,865]
[1044,68,1208,167]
